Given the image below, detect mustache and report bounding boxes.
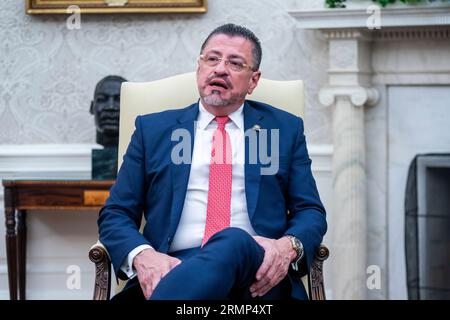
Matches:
[100,111,120,121]
[206,76,233,89]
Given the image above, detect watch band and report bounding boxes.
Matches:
[286,235,304,271]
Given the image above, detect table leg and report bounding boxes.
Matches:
[4,187,17,300]
[17,209,27,300]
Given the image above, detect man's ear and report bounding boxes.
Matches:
[247,71,261,95]
[196,62,201,77]
[89,101,94,114]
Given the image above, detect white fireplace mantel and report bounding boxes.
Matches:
[289,6,450,30]
[289,4,450,300]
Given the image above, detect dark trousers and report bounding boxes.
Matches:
[113,227,292,300]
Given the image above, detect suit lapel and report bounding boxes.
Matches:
[244,101,264,221]
[168,103,198,239]
[168,101,264,237]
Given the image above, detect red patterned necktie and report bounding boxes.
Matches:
[202,116,232,246]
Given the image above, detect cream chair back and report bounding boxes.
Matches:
[118,72,304,168]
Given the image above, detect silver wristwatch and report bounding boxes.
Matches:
[286,235,304,271]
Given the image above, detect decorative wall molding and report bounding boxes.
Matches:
[319,86,379,107]
[289,6,450,29]
[375,28,450,41]
[372,73,450,85]
[309,144,333,173]
[323,29,373,40]
[0,144,332,178]
[0,144,100,177]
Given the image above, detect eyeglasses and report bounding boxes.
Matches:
[199,54,255,72]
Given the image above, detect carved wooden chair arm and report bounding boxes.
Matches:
[309,243,330,300]
[89,241,111,300]
[89,242,329,300]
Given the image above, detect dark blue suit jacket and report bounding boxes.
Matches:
[98,100,327,299]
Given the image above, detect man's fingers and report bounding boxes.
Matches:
[255,282,273,297]
[170,258,182,269]
[252,264,287,297]
[251,263,277,294]
[139,282,148,298]
[255,274,284,297]
[145,285,153,299]
[133,252,180,299]
[150,273,162,294]
[250,278,268,296]
[252,247,275,295]
[255,263,269,281]
[148,259,180,299]
[140,276,154,299]
[255,250,273,280]
[144,271,166,299]
[252,236,264,245]
[251,274,269,289]
[137,267,158,299]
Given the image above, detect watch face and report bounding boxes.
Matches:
[294,238,300,248]
[292,237,303,259]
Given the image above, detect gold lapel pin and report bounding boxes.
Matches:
[252,124,261,132]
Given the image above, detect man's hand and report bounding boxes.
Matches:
[133,248,181,299]
[250,236,297,297]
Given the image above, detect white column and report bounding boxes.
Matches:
[319,30,379,299]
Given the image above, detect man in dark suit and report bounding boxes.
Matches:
[98,23,327,300]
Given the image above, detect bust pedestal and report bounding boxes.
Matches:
[92,147,118,180]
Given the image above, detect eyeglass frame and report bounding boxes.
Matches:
[198,54,257,72]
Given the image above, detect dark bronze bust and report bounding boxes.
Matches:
[90,75,127,147]
[90,75,127,180]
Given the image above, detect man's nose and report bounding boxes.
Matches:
[106,96,118,109]
[213,59,229,75]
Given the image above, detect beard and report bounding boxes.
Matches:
[200,90,246,107]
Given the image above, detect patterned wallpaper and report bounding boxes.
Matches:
[0,0,330,144]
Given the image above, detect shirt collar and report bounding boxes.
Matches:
[197,100,244,131]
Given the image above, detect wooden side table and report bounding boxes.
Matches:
[2,179,114,300]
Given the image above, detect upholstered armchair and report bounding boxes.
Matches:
[89,242,329,300]
[89,72,329,300]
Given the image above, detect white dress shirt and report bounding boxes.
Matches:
[121,102,256,278]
